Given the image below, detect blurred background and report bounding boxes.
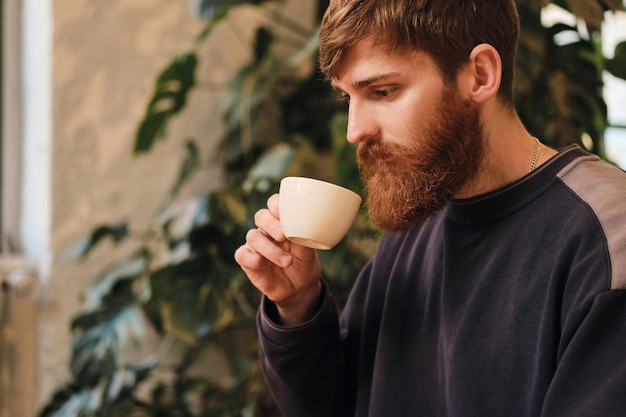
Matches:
[1,0,625,416]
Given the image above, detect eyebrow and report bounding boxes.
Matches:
[332,71,401,91]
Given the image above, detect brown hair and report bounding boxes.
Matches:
[319,0,520,105]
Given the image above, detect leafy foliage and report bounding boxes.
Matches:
[41,0,626,416]
[606,40,626,79]
[135,53,199,155]
[515,0,625,153]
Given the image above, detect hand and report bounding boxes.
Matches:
[234,194,322,325]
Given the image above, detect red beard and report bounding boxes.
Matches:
[357,85,485,231]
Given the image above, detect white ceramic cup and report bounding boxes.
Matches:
[279,176,362,250]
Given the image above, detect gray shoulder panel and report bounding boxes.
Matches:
[557,156,626,290]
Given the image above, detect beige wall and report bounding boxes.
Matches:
[36,0,314,412]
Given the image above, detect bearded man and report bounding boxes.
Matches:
[234,0,626,416]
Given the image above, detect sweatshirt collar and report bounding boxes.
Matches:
[446,145,593,224]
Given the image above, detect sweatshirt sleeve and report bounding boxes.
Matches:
[541,290,626,416]
[257,281,344,417]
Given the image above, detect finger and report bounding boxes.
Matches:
[267,194,286,241]
[267,194,280,218]
[254,207,286,242]
[245,228,293,268]
[234,244,272,270]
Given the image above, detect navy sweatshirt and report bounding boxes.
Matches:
[258,146,626,417]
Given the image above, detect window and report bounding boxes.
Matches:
[1,0,52,275]
[603,11,626,168]
[1,3,41,415]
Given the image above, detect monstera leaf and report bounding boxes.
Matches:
[146,257,239,345]
[70,303,148,386]
[606,41,626,80]
[59,222,129,261]
[134,53,198,154]
[39,359,157,417]
[133,7,230,155]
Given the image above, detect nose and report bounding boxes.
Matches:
[346,101,379,144]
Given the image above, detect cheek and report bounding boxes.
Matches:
[390,93,440,143]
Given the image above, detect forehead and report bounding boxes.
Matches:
[331,38,439,89]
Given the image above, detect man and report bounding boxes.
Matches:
[234,0,626,416]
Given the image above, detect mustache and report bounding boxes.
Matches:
[357,140,437,173]
[358,140,412,164]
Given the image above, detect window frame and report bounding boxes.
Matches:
[1,0,25,253]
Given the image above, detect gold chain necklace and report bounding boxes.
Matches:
[529,137,541,173]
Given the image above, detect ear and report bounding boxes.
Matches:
[457,44,502,104]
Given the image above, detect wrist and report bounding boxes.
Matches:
[275,279,323,326]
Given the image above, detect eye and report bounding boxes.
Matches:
[338,92,351,102]
[373,88,395,98]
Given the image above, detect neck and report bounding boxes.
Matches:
[454,108,557,199]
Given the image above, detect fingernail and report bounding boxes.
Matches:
[280,255,292,267]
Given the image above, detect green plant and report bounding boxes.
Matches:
[40,1,626,416]
[515,0,626,155]
[40,2,370,416]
